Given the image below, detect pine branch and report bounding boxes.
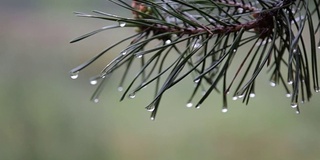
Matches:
[70,0,320,120]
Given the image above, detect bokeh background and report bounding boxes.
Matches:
[1,0,320,159]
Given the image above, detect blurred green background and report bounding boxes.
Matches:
[1,0,320,160]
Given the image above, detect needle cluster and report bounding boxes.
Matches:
[70,0,320,120]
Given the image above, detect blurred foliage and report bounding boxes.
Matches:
[0,0,320,160]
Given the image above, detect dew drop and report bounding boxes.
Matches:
[129,93,136,99]
[295,110,300,114]
[315,87,320,93]
[171,34,178,38]
[146,105,155,112]
[193,42,201,49]
[249,93,256,98]
[186,102,193,108]
[121,50,127,56]
[270,81,276,87]
[150,116,155,121]
[90,80,98,85]
[232,96,238,100]
[93,98,99,103]
[194,78,200,83]
[286,93,291,98]
[119,21,126,27]
[195,104,201,109]
[135,53,143,58]
[233,49,237,53]
[165,39,172,45]
[237,8,244,13]
[317,44,320,49]
[141,82,147,89]
[291,103,298,108]
[118,86,123,92]
[288,80,293,85]
[238,94,244,99]
[70,71,79,79]
[293,48,297,53]
[192,38,202,49]
[222,108,228,113]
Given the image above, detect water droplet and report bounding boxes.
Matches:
[293,48,297,53]
[141,82,147,89]
[317,44,320,49]
[119,21,126,27]
[70,71,79,79]
[171,34,178,38]
[195,104,201,109]
[222,108,228,113]
[315,87,320,92]
[186,102,193,108]
[232,96,238,100]
[194,78,200,83]
[150,116,155,121]
[233,49,237,53]
[118,86,123,92]
[146,105,155,112]
[192,38,202,49]
[165,39,171,45]
[193,43,201,49]
[93,98,99,103]
[286,93,291,98]
[288,80,293,85]
[270,81,276,87]
[237,8,244,13]
[129,93,136,99]
[135,53,143,58]
[90,80,98,85]
[238,94,244,99]
[121,50,127,56]
[291,103,298,108]
[249,93,256,98]
[295,110,300,114]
